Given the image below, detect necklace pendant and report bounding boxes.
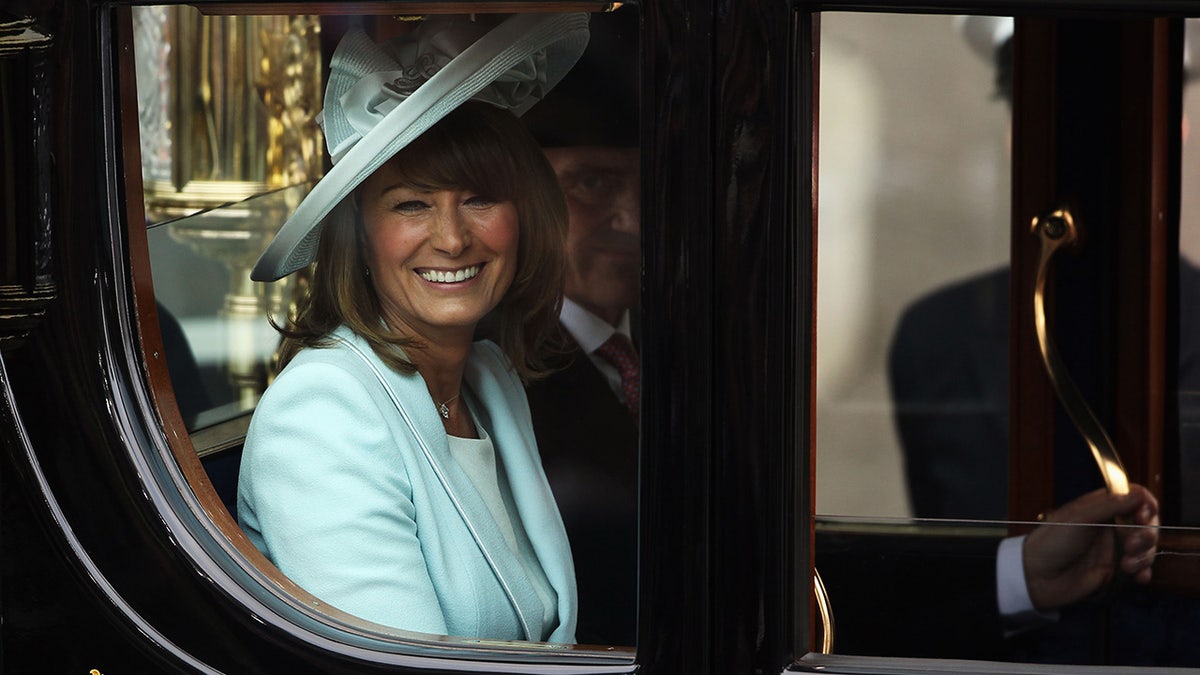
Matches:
[439,402,450,419]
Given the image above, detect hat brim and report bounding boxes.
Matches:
[251,12,590,282]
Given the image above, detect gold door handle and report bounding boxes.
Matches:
[814,568,834,653]
[1031,208,1130,495]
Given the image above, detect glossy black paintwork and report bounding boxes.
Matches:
[0,0,808,670]
[0,12,56,350]
[11,0,1200,673]
[1,5,342,672]
[0,4,463,672]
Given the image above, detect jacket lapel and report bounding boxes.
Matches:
[465,343,577,644]
[332,327,547,641]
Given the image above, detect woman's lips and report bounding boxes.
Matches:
[417,263,482,284]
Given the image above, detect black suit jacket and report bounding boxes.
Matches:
[525,340,638,646]
[888,267,1011,520]
[890,262,1200,520]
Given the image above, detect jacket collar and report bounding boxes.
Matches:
[330,326,576,642]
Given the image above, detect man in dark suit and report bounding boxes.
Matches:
[884,17,1196,665]
[892,17,1200,522]
[521,9,640,646]
[890,266,1012,520]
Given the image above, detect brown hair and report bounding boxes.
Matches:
[275,101,568,382]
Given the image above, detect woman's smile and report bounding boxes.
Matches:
[417,263,483,284]
[358,170,519,340]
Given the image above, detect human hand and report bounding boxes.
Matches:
[1023,485,1159,611]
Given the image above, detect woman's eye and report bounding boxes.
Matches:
[392,200,428,213]
[464,195,498,208]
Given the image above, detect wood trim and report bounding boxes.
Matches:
[1010,18,1178,524]
[1152,532,1200,597]
[1112,18,1178,502]
[115,3,292,606]
[195,2,621,15]
[1009,17,1059,529]
[800,9,820,657]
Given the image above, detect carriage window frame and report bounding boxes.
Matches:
[116,3,639,669]
[114,0,1200,670]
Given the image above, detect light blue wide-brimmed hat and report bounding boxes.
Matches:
[252,13,590,282]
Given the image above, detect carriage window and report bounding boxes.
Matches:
[130,4,640,661]
[814,12,1200,669]
[816,12,1011,521]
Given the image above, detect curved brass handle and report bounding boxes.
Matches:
[814,568,834,653]
[1030,209,1130,496]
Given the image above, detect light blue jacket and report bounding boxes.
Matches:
[237,325,577,643]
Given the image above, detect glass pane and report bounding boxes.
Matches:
[147,185,308,430]
[133,5,640,656]
[134,3,323,436]
[814,13,1200,669]
[1178,18,1200,527]
[816,13,1011,521]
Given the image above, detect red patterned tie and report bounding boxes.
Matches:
[595,333,640,419]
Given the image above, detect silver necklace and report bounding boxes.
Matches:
[438,394,460,419]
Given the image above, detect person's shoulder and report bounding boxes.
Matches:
[246,339,394,459]
[278,325,375,371]
[890,266,1009,375]
[261,332,382,408]
[904,267,1009,320]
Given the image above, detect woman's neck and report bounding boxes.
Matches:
[401,333,477,437]
[378,312,478,433]
[406,340,469,401]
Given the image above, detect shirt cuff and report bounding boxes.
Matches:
[996,535,1058,631]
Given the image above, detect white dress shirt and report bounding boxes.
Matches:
[997,535,1057,630]
[559,297,634,398]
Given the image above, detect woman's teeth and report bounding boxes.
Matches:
[420,265,480,283]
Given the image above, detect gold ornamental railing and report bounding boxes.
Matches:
[134,6,323,410]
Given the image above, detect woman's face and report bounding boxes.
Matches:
[358,163,519,342]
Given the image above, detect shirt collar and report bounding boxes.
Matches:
[559,297,631,354]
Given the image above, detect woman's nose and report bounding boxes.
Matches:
[430,210,471,255]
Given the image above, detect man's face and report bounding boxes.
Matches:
[543,146,640,326]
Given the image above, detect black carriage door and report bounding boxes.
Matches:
[803,6,1200,672]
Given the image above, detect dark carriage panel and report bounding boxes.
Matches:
[11,0,1200,673]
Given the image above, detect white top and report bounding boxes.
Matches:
[447,420,557,638]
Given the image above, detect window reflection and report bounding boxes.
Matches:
[818,14,1200,527]
[816,13,1010,519]
[1176,19,1200,527]
[147,185,309,428]
[815,13,1200,669]
[135,4,321,435]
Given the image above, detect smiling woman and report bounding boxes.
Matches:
[236,13,587,642]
